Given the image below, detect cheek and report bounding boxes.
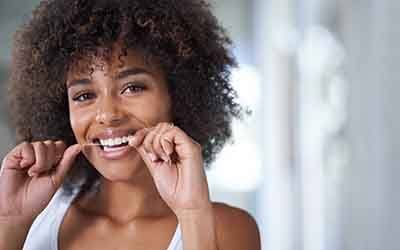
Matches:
[153,91,172,119]
[162,97,173,120]
[69,107,91,141]
[69,113,81,139]
[142,99,172,123]
[129,92,172,123]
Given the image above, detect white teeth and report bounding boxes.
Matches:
[99,136,130,147]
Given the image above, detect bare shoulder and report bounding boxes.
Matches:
[212,202,261,250]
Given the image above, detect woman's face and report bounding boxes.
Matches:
[67,46,172,182]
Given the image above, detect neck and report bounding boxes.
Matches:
[77,170,172,224]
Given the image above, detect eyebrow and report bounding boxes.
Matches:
[67,67,153,88]
[115,68,152,80]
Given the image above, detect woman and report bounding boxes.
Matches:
[0,0,261,249]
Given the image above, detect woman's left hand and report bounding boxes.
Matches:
[129,122,211,216]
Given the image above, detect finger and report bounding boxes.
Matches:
[160,123,175,156]
[135,146,158,175]
[29,142,48,176]
[128,128,149,148]
[51,144,81,188]
[54,141,67,164]
[153,123,173,162]
[2,142,35,170]
[19,142,35,168]
[162,126,202,160]
[161,137,174,156]
[161,126,189,147]
[142,126,160,161]
[43,140,56,169]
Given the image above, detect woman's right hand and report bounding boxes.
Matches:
[0,141,81,225]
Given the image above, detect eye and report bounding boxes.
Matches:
[72,92,95,102]
[121,83,146,95]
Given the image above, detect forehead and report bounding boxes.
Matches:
[67,45,163,79]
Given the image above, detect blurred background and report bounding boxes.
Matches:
[1,0,400,250]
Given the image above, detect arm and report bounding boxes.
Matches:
[178,205,219,250]
[131,124,261,250]
[0,141,81,250]
[177,202,261,250]
[0,218,33,250]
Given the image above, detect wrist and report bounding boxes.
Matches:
[0,215,34,228]
[176,203,219,250]
[176,202,214,221]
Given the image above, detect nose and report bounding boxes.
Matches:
[95,96,125,126]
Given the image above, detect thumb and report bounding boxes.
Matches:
[135,146,157,176]
[51,144,82,188]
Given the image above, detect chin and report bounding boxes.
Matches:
[95,160,147,182]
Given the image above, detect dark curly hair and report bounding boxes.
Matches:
[8,0,244,193]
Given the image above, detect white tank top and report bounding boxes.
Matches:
[23,187,183,250]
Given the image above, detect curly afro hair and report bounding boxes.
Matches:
[8,0,244,192]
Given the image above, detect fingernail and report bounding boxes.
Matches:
[161,138,174,155]
[162,137,172,143]
[148,153,158,162]
[72,144,82,154]
[21,160,30,168]
[161,154,170,162]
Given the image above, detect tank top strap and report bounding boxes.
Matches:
[23,187,79,250]
[167,223,183,250]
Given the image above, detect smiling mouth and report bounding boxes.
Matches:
[92,132,135,151]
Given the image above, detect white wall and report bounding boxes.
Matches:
[339,1,400,250]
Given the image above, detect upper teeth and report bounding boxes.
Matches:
[99,136,131,147]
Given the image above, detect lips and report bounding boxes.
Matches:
[88,128,139,161]
[96,143,135,160]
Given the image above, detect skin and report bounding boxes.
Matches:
[0,44,261,250]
